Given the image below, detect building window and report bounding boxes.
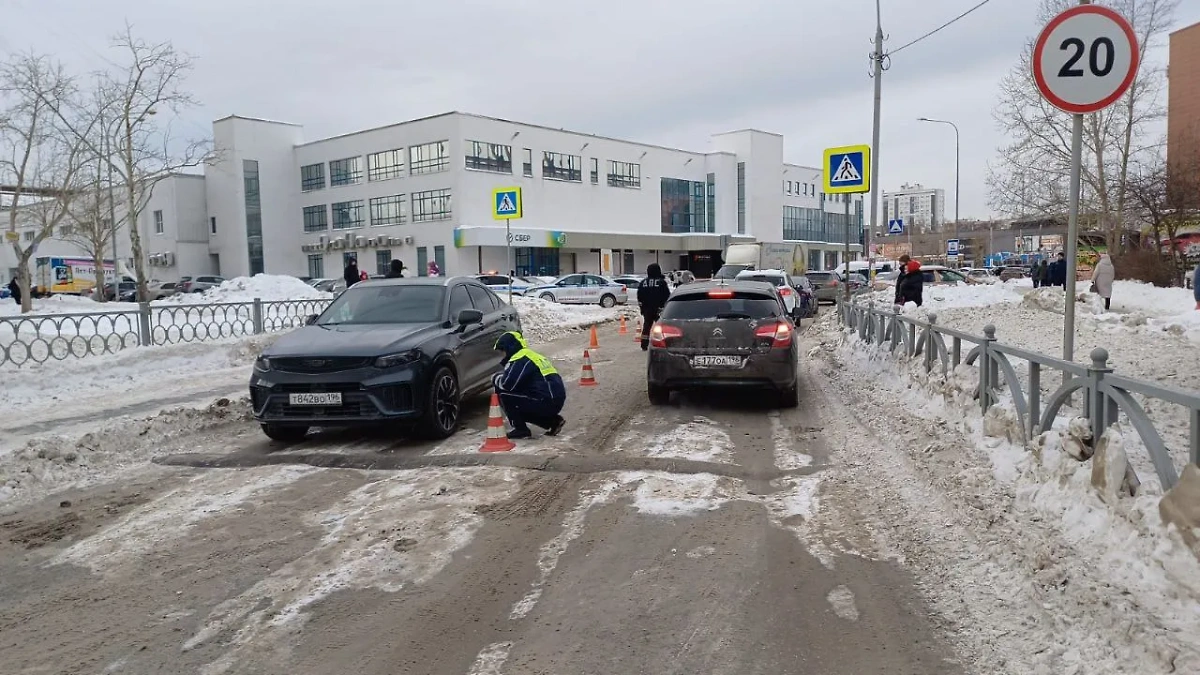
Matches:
[736,162,746,235]
[590,158,599,184]
[785,181,792,195]
[411,188,451,222]
[542,151,581,182]
[409,141,449,175]
[783,205,828,242]
[607,160,641,189]
[465,141,512,173]
[417,247,428,277]
[153,210,164,234]
[367,149,405,182]
[376,250,392,275]
[331,200,365,230]
[434,245,446,275]
[660,177,707,233]
[302,205,328,233]
[522,148,533,177]
[329,157,362,187]
[706,173,715,232]
[307,254,324,279]
[514,247,560,277]
[22,230,34,242]
[243,159,264,275]
[301,163,325,192]
[369,194,406,227]
[210,217,217,235]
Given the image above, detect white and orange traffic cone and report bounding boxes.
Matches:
[479,393,515,453]
[579,349,598,387]
[588,325,600,350]
[618,316,628,335]
[633,316,643,342]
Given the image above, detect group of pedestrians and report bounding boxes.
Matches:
[1031,253,1117,310]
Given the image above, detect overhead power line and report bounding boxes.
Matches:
[888,0,995,56]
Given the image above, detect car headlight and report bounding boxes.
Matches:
[374,350,421,368]
[254,356,271,372]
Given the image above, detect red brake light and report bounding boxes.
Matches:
[830,278,839,286]
[779,286,792,296]
[649,323,683,348]
[707,290,734,298]
[754,322,793,348]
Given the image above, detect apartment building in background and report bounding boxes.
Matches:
[3,112,867,285]
[1168,20,1200,169]
[881,183,946,234]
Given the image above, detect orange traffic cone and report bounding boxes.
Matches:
[579,349,598,387]
[588,325,600,350]
[479,393,515,452]
[633,316,643,342]
[618,316,628,335]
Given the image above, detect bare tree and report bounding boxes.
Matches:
[49,25,212,302]
[987,0,1177,254]
[62,165,119,300]
[1124,147,1200,284]
[0,54,92,313]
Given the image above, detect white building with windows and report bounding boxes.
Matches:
[5,112,865,286]
[881,183,946,234]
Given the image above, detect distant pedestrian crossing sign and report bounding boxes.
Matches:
[888,219,905,235]
[493,187,522,220]
[822,144,871,194]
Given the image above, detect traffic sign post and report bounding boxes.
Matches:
[823,145,871,304]
[1032,1,1137,371]
[493,187,523,304]
[887,219,904,235]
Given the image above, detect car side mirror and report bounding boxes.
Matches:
[458,309,484,326]
[305,314,319,325]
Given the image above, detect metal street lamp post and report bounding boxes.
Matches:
[917,117,960,247]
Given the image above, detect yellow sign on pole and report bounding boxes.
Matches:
[4,231,18,242]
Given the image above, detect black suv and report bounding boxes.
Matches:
[250,277,521,441]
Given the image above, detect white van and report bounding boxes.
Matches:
[832,259,899,279]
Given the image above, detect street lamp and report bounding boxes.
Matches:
[917,117,960,243]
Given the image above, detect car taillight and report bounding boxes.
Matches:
[830,279,839,286]
[707,289,734,298]
[649,323,683,348]
[779,287,792,296]
[754,322,793,349]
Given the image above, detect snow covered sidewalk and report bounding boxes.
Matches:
[808,310,1200,674]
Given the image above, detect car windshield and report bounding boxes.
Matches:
[737,274,787,287]
[661,292,783,320]
[317,285,445,325]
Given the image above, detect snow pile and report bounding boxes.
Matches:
[812,329,1200,673]
[861,281,1024,314]
[166,275,331,304]
[0,397,254,507]
[1020,286,1106,315]
[0,294,115,318]
[511,296,621,343]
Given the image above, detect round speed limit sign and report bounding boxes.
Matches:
[1032,4,1139,114]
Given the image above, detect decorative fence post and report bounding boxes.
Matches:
[252,298,264,335]
[923,313,938,373]
[891,305,902,352]
[138,302,152,347]
[980,324,997,413]
[1087,347,1113,444]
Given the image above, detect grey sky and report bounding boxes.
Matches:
[7,0,1200,221]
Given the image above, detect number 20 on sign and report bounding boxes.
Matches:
[1032,4,1138,115]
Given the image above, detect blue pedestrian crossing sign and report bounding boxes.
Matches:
[822,144,871,194]
[493,187,522,220]
[888,219,905,235]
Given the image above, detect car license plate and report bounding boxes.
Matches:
[692,355,742,368]
[288,392,342,406]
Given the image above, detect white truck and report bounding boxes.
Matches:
[715,243,807,279]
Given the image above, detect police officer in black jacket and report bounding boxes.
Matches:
[637,263,671,351]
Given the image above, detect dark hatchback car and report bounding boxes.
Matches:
[250,277,521,442]
[646,281,799,408]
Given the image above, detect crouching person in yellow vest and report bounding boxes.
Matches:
[492,331,567,439]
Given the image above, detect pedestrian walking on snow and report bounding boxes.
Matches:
[1032,259,1048,288]
[892,254,911,305]
[1090,254,1115,311]
[343,258,360,288]
[7,277,20,306]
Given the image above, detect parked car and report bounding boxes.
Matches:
[733,269,805,321]
[646,280,799,407]
[872,265,973,289]
[178,275,226,294]
[474,274,537,297]
[104,280,137,301]
[527,274,629,307]
[250,277,522,442]
[999,266,1029,281]
[667,270,697,286]
[120,281,178,302]
[609,274,645,291]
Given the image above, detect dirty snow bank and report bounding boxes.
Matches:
[0,397,253,508]
[165,274,331,304]
[511,296,621,343]
[810,318,1200,674]
[859,280,1025,313]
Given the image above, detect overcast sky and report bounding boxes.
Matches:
[6,0,1200,222]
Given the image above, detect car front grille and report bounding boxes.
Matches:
[271,357,373,374]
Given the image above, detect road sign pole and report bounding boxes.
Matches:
[506,221,513,305]
[868,0,883,281]
[843,197,851,304]
[1063,112,1083,372]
